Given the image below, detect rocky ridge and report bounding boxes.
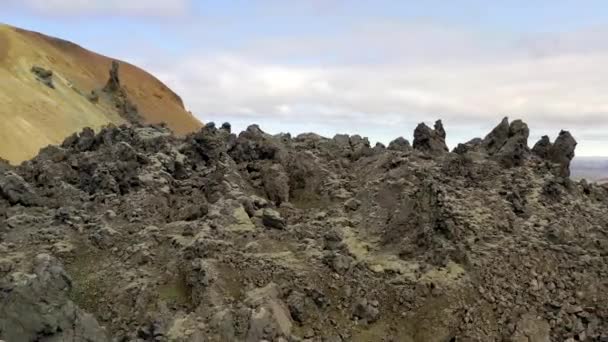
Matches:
[1,118,607,341]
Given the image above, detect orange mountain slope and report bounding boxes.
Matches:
[0,23,202,164]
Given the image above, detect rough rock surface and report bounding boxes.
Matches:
[0,254,109,341]
[0,119,606,341]
[482,117,510,154]
[493,119,530,168]
[413,120,449,155]
[548,130,577,177]
[102,61,140,123]
[387,137,411,152]
[532,135,552,159]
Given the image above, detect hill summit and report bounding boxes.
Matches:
[0,23,202,164]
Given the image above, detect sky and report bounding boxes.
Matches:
[2,0,608,156]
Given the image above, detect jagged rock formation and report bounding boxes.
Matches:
[0,23,202,164]
[387,137,411,152]
[493,119,530,168]
[532,131,578,177]
[103,60,121,92]
[549,131,578,177]
[102,61,141,123]
[1,119,606,341]
[413,120,449,155]
[482,116,510,154]
[532,135,552,158]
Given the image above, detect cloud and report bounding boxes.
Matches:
[132,23,608,156]
[12,0,191,16]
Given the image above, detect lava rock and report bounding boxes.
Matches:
[548,130,577,177]
[352,298,380,324]
[0,172,38,206]
[0,254,110,342]
[262,164,290,205]
[482,117,510,154]
[532,135,552,159]
[493,119,530,168]
[388,137,412,152]
[262,208,286,229]
[413,120,449,155]
[104,60,121,92]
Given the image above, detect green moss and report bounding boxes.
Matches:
[158,276,192,306]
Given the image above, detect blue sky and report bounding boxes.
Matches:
[2,0,608,155]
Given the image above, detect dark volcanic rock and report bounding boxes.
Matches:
[262,163,290,205]
[229,125,283,163]
[532,135,552,159]
[0,254,109,342]
[481,117,510,154]
[102,61,140,123]
[388,137,412,152]
[0,171,38,206]
[413,120,449,155]
[493,119,530,168]
[548,130,577,177]
[0,119,603,342]
[262,208,286,229]
[103,60,121,93]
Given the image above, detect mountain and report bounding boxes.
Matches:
[0,23,202,164]
[1,118,607,341]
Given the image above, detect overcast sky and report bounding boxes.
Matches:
[2,0,608,156]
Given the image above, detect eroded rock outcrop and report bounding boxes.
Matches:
[482,117,510,154]
[532,135,552,159]
[493,119,530,168]
[102,61,140,123]
[548,130,577,177]
[413,120,449,155]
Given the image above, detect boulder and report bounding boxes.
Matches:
[352,298,380,324]
[0,254,109,342]
[511,314,550,342]
[221,122,232,133]
[0,172,38,206]
[245,283,293,342]
[262,208,286,229]
[262,164,290,205]
[413,120,449,155]
[344,198,361,211]
[373,142,386,153]
[229,125,283,163]
[388,137,412,152]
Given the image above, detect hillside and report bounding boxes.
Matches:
[1,118,607,341]
[0,23,202,164]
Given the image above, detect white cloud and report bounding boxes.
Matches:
[14,0,190,16]
[134,24,608,156]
